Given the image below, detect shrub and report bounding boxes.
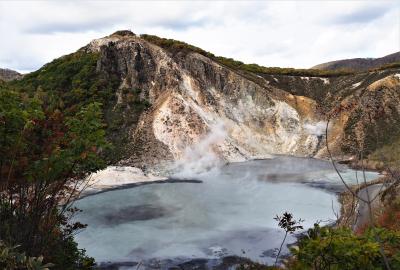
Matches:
[0,241,53,270]
[289,224,400,270]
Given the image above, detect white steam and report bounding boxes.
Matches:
[172,122,227,179]
[304,121,327,136]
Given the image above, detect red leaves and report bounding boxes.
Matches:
[376,202,400,231]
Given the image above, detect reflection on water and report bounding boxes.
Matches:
[74,156,379,268]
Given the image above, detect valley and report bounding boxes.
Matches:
[1,29,399,270]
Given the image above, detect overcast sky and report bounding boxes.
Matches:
[0,1,399,73]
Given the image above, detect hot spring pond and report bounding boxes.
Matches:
[73,156,379,268]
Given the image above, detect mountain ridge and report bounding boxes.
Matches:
[2,30,400,171]
[312,51,400,71]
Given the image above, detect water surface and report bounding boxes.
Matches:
[74,156,378,268]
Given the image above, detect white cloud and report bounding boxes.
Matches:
[0,0,398,73]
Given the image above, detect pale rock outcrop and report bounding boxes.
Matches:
[81,32,400,169]
[83,33,326,168]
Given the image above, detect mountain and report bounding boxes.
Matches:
[3,30,400,171]
[0,68,22,81]
[312,51,400,71]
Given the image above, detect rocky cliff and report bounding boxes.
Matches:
[0,68,22,81]
[82,31,333,169]
[5,31,400,171]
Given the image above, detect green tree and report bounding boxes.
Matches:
[0,86,109,269]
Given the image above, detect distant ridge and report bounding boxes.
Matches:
[312,51,400,71]
[0,68,22,81]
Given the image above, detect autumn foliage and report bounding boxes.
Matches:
[0,87,109,269]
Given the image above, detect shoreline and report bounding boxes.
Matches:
[77,158,382,207]
[78,165,168,197]
[79,178,202,199]
[337,176,387,228]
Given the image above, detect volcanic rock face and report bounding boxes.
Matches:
[82,32,400,168]
[84,33,327,168]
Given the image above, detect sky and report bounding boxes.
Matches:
[0,1,399,73]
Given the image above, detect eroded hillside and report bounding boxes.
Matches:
[3,30,400,171]
[83,31,332,168]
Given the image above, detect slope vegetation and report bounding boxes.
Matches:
[2,30,400,170]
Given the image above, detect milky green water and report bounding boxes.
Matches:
[74,156,379,268]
